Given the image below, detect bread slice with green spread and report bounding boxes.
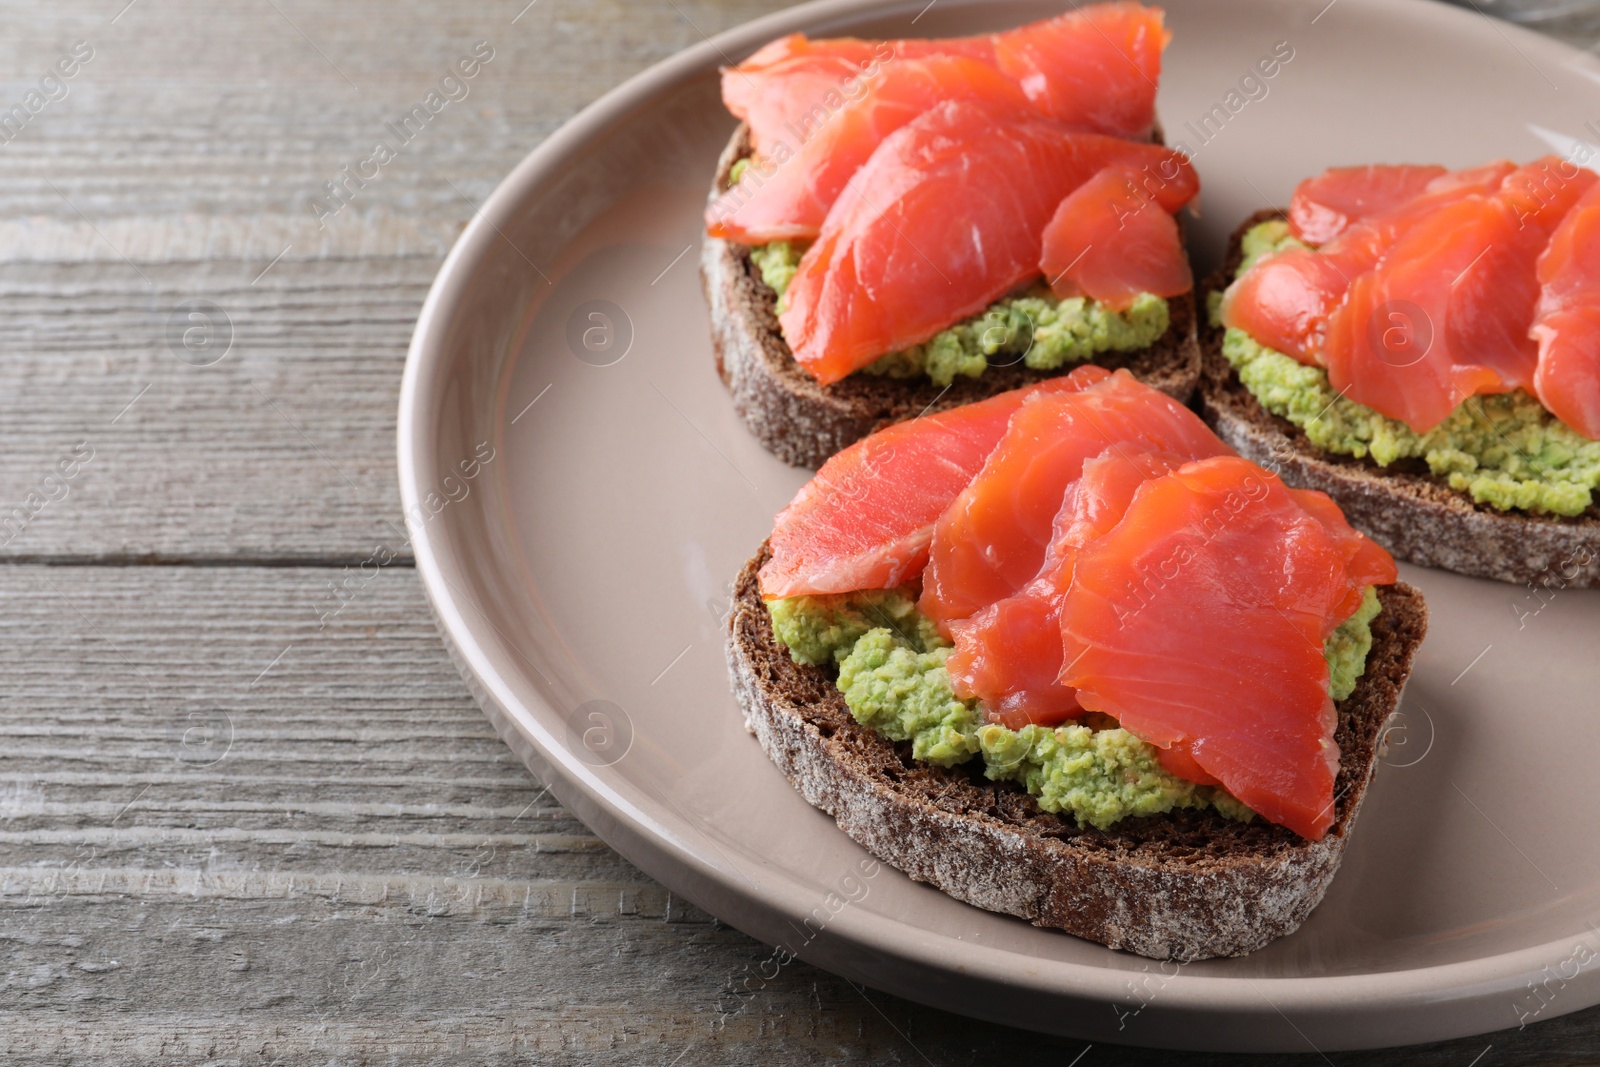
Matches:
[727,545,1428,961]
[1201,209,1600,588]
[702,124,1203,468]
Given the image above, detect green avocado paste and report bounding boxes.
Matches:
[765,588,1384,830]
[747,238,1170,388]
[1214,220,1600,517]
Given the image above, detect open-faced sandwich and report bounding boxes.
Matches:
[701,3,1204,467]
[726,365,1427,960]
[1202,158,1600,587]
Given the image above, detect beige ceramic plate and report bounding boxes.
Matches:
[398,0,1600,1050]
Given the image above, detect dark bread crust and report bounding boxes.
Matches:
[701,124,1203,469]
[1199,209,1600,588]
[726,544,1428,960]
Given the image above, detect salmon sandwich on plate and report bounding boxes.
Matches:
[701,3,1205,467]
[725,366,1428,960]
[1202,159,1600,587]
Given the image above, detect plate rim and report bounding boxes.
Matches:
[397,0,1600,1047]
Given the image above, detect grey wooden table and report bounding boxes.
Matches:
[3,1,1598,1063]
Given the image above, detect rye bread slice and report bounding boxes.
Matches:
[725,544,1428,961]
[1199,208,1600,588]
[701,123,1203,468]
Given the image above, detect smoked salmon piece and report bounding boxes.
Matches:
[781,100,1197,384]
[758,366,1111,599]
[945,445,1394,737]
[1531,181,1600,439]
[1040,164,1194,309]
[1324,157,1595,432]
[920,370,1225,625]
[1288,164,1447,245]
[1221,161,1515,366]
[721,35,993,156]
[1058,456,1397,840]
[1218,247,1352,366]
[722,39,885,157]
[1152,741,1221,787]
[719,3,1166,156]
[1288,485,1401,623]
[945,448,1195,729]
[707,56,1030,244]
[991,1,1167,138]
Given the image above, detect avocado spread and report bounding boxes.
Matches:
[1215,220,1600,517]
[766,588,1383,829]
[1326,585,1381,702]
[747,238,1170,388]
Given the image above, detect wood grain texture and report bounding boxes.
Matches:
[3,0,1599,1062]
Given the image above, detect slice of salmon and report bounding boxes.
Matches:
[722,36,994,156]
[757,366,1111,599]
[1110,479,1391,789]
[720,3,1166,156]
[1218,247,1353,366]
[1289,164,1448,245]
[940,413,1378,736]
[944,448,1195,729]
[1221,161,1516,366]
[920,370,1226,625]
[1288,485,1401,621]
[1058,456,1397,840]
[991,1,1167,138]
[1531,307,1600,439]
[723,39,884,157]
[707,56,1030,244]
[1040,164,1194,310]
[731,32,989,75]
[1531,181,1600,439]
[1324,157,1595,432]
[781,100,1197,384]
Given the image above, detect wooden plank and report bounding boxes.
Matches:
[0,260,428,563]
[0,561,1594,1063]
